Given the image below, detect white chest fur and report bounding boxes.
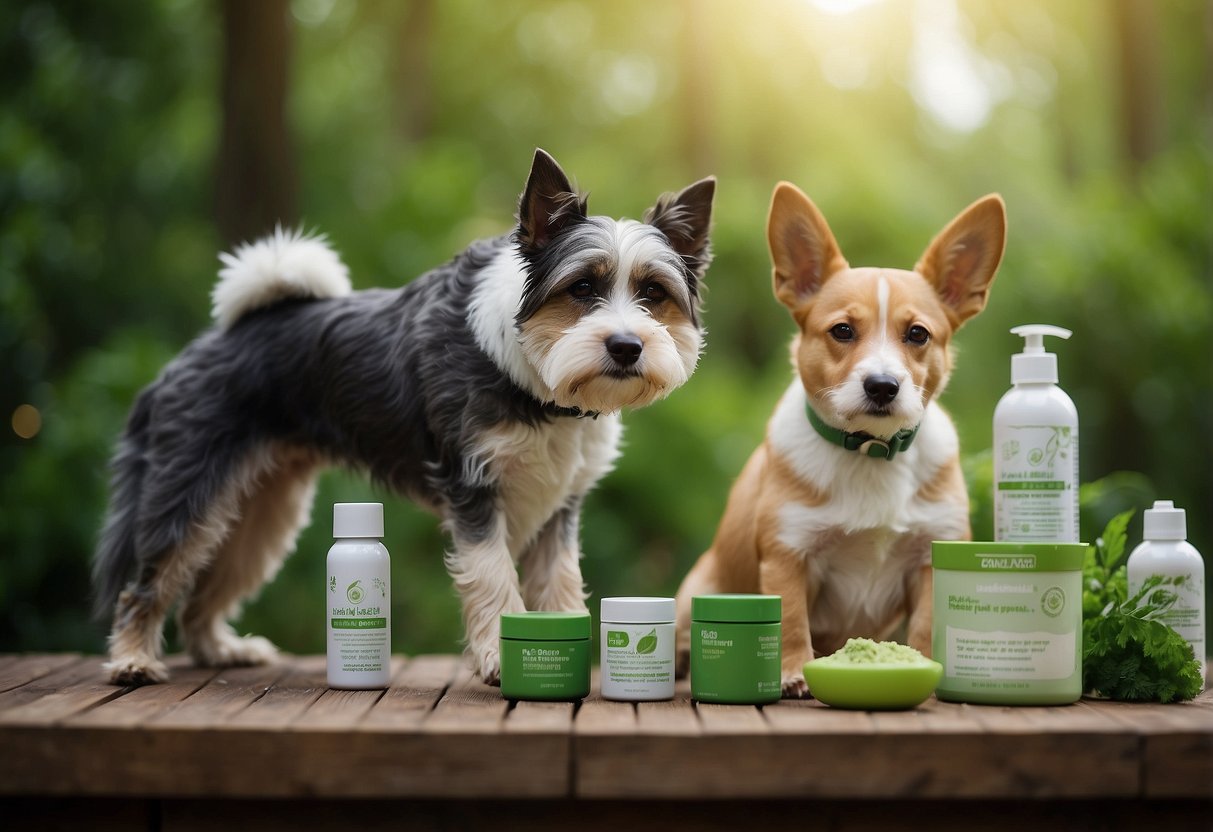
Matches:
[768,381,969,644]
[467,413,622,556]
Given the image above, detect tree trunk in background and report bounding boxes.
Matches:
[1111,0,1163,177]
[679,0,713,178]
[394,0,434,142]
[216,0,297,246]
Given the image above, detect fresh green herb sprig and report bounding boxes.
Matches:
[1081,509,1203,703]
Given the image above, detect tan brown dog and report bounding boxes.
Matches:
[675,183,1006,697]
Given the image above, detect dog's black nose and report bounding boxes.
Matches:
[864,374,900,406]
[605,333,643,367]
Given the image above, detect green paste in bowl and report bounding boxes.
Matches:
[803,638,942,710]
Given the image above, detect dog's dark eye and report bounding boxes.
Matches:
[642,282,668,303]
[569,279,594,299]
[829,323,855,342]
[905,325,930,345]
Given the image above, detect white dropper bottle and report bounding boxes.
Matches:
[993,325,1079,542]
[1127,500,1206,685]
[326,502,392,689]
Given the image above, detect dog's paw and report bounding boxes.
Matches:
[190,629,280,668]
[781,673,810,699]
[472,645,502,686]
[104,656,169,687]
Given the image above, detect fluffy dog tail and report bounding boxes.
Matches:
[92,388,154,621]
[211,226,351,329]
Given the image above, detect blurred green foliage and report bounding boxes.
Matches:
[1,0,1209,656]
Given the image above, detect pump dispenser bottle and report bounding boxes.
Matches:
[1127,500,1206,684]
[993,325,1079,542]
[327,502,391,689]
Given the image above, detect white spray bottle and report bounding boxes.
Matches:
[993,325,1079,542]
[1127,500,1206,685]
[326,502,392,689]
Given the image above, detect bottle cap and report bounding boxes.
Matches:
[691,594,781,623]
[333,502,384,538]
[1010,324,1071,385]
[1142,500,1186,541]
[601,597,676,624]
[500,612,592,641]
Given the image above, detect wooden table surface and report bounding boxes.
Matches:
[2,653,1210,830]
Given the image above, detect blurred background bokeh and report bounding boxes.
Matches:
[2,0,1209,656]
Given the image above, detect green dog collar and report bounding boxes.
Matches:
[805,403,919,461]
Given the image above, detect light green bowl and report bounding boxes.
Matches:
[802,659,943,710]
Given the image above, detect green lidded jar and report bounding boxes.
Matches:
[932,541,1087,705]
[499,612,591,701]
[690,594,782,704]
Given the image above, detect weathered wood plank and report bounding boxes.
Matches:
[224,655,327,728]
[149,662,290,728]
[1145,729,1213,799]
[505,699,576,733]
[865,697,988,734]
[315,663,569,798]
[696,702,767,734]
[762,695,876,734]
[0,654,81,694]
[1083,693,1213,798]
[358,654,458,730]
[292,656,443,730]
[577,691,705,798]
[0,658,127,725]
[2,655,1211,803]
[573,694,636,733]
[635,693,700,734]
[292,686,384,729]
[68,659,218,728]
[421,665,508,732]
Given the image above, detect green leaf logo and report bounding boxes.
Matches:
[346,580,365,604]
[636,629,658,655]
[1041,586,1066,618]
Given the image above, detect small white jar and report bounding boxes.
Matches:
[600,597,676,701]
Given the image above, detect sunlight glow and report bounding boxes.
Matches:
[810,0,885,16]
[909,0,1004,132]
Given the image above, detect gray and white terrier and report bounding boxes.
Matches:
[93,149,715,685]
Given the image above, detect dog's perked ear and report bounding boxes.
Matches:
[915,194,1006,328]
[516,148,588,255]
[644,176,716,279]
[766,182,850,311]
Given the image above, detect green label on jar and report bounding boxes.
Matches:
[691,621,781,703]
[499,638,590,701]
[933,567,1081,704]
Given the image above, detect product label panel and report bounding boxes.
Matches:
[945,627,1075,680]
[933,567,1081,703]
[995,424,1079,541]
[601,623,674,699]
[691,624,781,703]
[327,567,389,675]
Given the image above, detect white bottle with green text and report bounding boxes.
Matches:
[327,502,391,689]
[994,325,1079,543]
[1127,500,1206,685]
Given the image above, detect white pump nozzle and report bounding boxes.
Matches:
[1142,499,1187,541]
[1010,324,1072,384]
